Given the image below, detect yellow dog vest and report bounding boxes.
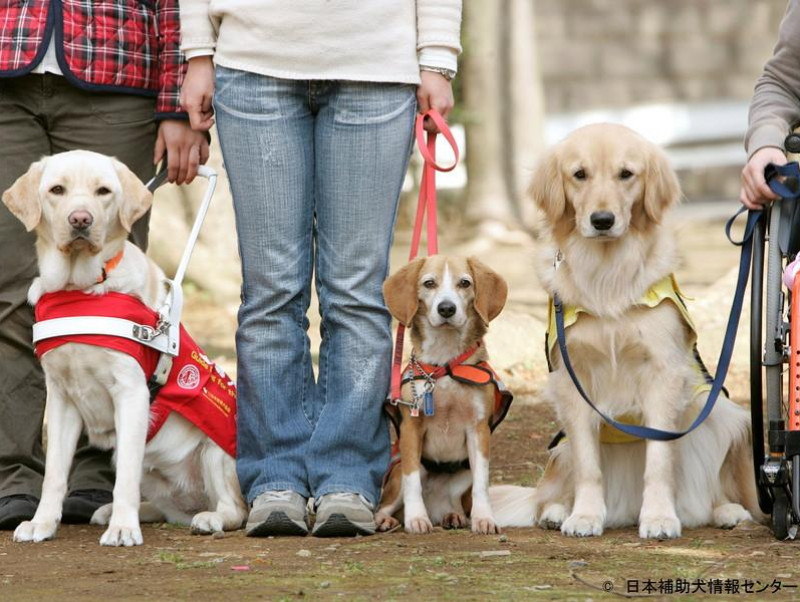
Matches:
[545,274,714,444]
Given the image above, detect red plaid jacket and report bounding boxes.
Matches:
[0,0,186,119]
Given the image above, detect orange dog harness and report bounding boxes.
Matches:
[34,291,237,457]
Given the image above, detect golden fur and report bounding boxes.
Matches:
[491,124,761,537]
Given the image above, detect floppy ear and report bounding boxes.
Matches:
[643,147,681,223]
[468,256,508,324]
[113,159,153,232]
[2,160,45,232]
[528,149,566,222]
[383,258,425,326]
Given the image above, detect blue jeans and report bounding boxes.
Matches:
[214,67,416,506]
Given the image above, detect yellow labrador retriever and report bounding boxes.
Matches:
[492,123,760,538]
[3,150,246,546]
[375,255,512,534]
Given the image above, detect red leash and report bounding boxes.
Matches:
[388,109,459,404]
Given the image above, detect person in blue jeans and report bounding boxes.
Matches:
[179,1,463,536]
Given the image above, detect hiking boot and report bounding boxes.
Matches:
[312,493,376,537]
[0,494,39,530]
[62,489,113,524]
[246,490,309,536]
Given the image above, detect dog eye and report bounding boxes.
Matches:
[49,185,65,195]
[619,169,634,180]
[422,278,437,289]
[458,278,472,288]
[573,169,586,181]
[96,186,112,195]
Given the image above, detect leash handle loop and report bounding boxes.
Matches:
[555,209,762,441]
[390,110,460,402]
[765,162,800,200]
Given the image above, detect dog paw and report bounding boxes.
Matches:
[639,513,681,539]
[90,503,113,526]
[375,513,400,532]
[561,512,604,537]
[471,515,499,535]
[13,520,58,543]
[538,504,568,530]
[405,515,433,534]
[100,523,143,547]
[190,511,224,534]
[713,503,752,529]
[442,513,468,530]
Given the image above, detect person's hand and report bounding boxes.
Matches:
[740,146,787,209]
[154,119,210,185]
[417,70,454,133]
[180,56,215,132]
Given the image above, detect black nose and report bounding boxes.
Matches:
[590,211,615,231]
[437,301,456,318]
[68,210,94,230]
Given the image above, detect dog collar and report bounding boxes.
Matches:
[410,342,481,379]
[97,249,124,284]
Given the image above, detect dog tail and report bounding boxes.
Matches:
[489,485,536,528]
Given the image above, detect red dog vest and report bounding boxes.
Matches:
[35,291,237,457]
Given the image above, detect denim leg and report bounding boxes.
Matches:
[308,82,417,505]
[214,67,315,502]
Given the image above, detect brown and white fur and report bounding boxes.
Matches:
[491,123,761,538]
[4,150,247,546]
[375,255,508,534]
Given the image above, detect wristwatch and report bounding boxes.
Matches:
[420,65,457,81]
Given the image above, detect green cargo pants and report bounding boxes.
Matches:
[0,74,158,498]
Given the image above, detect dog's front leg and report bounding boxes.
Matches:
[557,376,605,537]
[639,378,682,539]
[466,420,498,534]
[100,379,150,547]
[14,388,82,543]
[400,418,432,534]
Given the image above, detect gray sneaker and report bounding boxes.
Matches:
[312,493,376,537]
[246,490,309,537]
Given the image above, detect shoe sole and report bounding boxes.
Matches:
[312,513,376,538]
[246,511,308,537]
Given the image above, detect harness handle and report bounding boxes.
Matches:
[389,110,460,403]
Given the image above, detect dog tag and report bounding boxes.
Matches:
[410,405,420,418]
[424,390,434,416]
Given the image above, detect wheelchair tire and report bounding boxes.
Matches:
[772,487,791,540]
[765,204,785,425]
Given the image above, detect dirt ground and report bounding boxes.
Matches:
[4,207,800,601]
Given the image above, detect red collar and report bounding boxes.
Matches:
[410,342,481,379]
[97,249,124,283]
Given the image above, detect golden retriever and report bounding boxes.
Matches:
[4,150,246,546]
[491,123,760,538]
[375,255,512,534]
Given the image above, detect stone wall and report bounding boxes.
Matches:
[536,0,788,113]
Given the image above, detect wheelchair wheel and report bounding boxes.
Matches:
[750,215,772,513]
[773,487,790,541]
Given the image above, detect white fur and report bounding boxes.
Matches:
[7,151,247,546]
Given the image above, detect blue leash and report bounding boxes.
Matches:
[552,182,779,441]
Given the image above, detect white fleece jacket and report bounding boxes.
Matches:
[179,0,462,84]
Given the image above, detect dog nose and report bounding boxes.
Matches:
[437,301,456,318]
[68,210,93,230]
[590,211,615,231]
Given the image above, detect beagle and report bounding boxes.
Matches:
[375,255,512,534]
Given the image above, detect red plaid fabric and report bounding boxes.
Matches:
[0,0,186,118]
